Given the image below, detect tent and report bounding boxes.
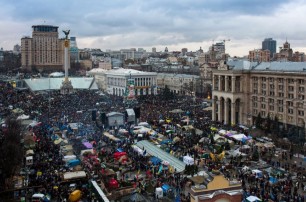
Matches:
[138,122,150,127]
[246,195,262,202]
[150,156,161,165]
[252,169,263,178]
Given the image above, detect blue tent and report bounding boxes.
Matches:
[150,156,161,165]
[67,159,80,167]
[161,184,170,193]
[117,148,124,152]
[269,176,278,184]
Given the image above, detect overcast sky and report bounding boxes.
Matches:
[1,0,306,56]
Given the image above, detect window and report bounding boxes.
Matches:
[260,97,265,102]
[253,102,258,107]
[279,85,283,90]
[270,84,275,89]
[278,92,284,97]
[299,87,304,92]
[261,111,266,117]
[269,105,274,111]
[253,109,258,115]
[262,90,266,95]
[261,104,266,109]
[288,79,294,84]
[298,79,304,84]
[269,91,275,96]
[262,77,266,82]
[253,89,258,94]
[288,108,294,114]
[288,86,294,92]
[278,78,284,83]
[262,84,266,89]
[277,100,283,105]
[278,107,283,112]
[252,96,258,101]
[299,94,304,100]
[287,101,293,107]
[298,110,304,116]
[269,78,274,82]
[288,93,294,99]
[269,98,274,104]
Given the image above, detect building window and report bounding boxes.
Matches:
[298,110,304,116]
[261,111,266,117]
[299,87,304,92]
[262,90,266,95]
[270,84,275,89]
[269,98,274,104]
[261,104,266,109]
[253,109,258,115]
[269,105,274,111]
[287,101,293,107]
[298,79,304,84]
[269,78,274,82]
[278,92,284,97]
[260,97,265,102]
[262,83,266,89]
[278,78,284,83]
[277,100,283,105]
[253,89,258,94]
[288,93,294,99]
[252,96,258,101]
[278,107,283,112]
[279,85,283,90]
[288,108,294,114]
[269,91,275,96]
[253,102,258,107]
[299,94,305,100]
[262,77,266,82]
[288,79,294,84]
[288,86,294,91]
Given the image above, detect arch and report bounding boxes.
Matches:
[219,97,225,123]
[225,98,232,125]
[234,98,241,124]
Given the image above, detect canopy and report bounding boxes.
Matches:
[17,114,30,120]
[246,195,262,202]
[138,122,150,127]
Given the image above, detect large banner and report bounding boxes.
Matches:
[126,78,135,99]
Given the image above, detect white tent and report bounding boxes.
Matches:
[232,134,247,141]
[246,195,262,202]
[17,114,30,120]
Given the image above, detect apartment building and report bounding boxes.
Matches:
[212,59,306,140]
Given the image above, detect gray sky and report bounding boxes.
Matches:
[1,0,306,56]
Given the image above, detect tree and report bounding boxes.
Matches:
[0,118,23,189]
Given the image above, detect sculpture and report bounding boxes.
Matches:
[63,30,70,39]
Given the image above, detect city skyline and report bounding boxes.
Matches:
[1,0,306,56]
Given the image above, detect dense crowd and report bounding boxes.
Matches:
[0,80,305,201]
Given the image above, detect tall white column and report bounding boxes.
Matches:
[64,40,69,82]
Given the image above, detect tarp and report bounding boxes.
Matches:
[150,156,161,165]
[67,159,81,167]
[183,156,194,165]
[161,184,170,193]
[246,195,262,202]
[83,142,93,149]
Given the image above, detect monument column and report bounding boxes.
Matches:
[60,30,74,94]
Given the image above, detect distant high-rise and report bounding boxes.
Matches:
[70,37,79,62]
[262,38,276,58]
[152,47,156,53]
[21,25,67,71]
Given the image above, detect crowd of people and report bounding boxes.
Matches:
[0,79,305,201]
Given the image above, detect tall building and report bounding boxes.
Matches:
[152,47,156,53]
[21,25,67,72]
[275,41,293,62]
[70,37,79,62]
[212,59,306,141]
[262,38,276,58]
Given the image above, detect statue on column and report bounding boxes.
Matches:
[63,30,70,39]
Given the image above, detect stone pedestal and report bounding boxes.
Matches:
[60,79,74,94]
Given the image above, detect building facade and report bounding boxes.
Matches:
[262,38,276,58]
[106,68,157,96]
[212,59,306,140]
[248,49,270,62]
[21,25,67,72]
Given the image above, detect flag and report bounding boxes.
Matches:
[143,150,146,156]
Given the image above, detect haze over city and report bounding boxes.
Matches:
[1,0,306,56]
